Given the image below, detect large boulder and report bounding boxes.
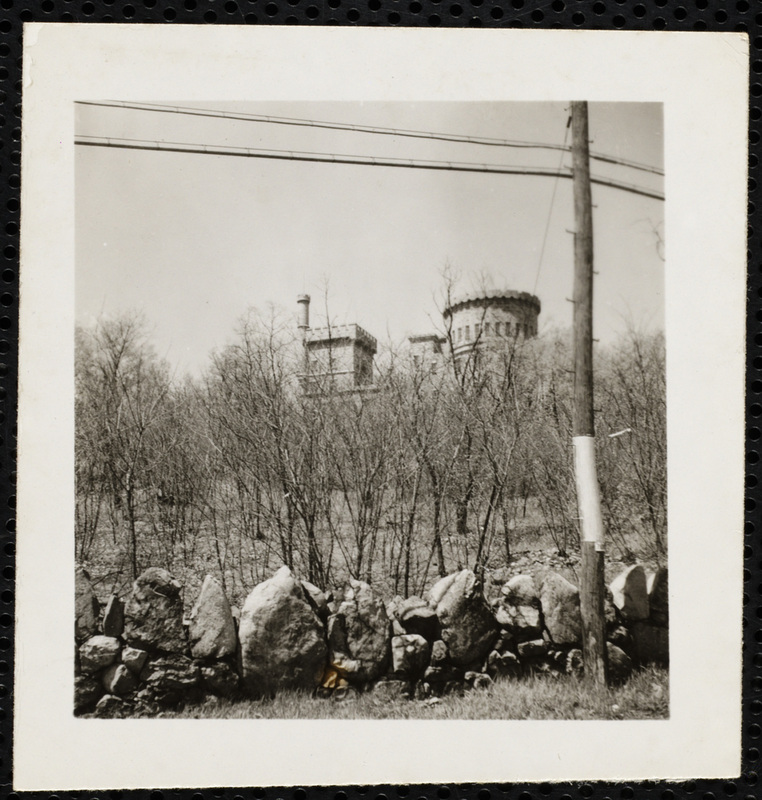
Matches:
[79,635,121,673]
[427,570,499,667]
[391,634,431,679]
[328,579,391,684]
[494,574,542,641]
[609,565,649,621]
[188,575,237,662]
[75,566,100,643]
[540,572,582,645]
[647,568,669,627]
[123,568,186,654]
[238,566,327,697]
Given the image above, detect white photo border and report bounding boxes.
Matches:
[16,25,748,790]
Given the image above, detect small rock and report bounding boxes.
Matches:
[201,662,239,698]
[391,634,431,678]
[102,594,125,638]
[606,643,634,684]
[423,663,462,691]
[140,654,201,699]
[319,666,349,694]
[413,681,432,700]
[608,625,635,660]
[386,595,404,620]
[549,649,568,671]
[486,649,522,680]
[566,648,585,678]
[465,671,493,690]
[332,684,360,702]
[517,638,548,659]
[430,639,448,664]
[75,566,100,643]
[188,575,237,662]
[74,674,103,713]
[121,645,148,675]
[372,679,412,701]
[609,565,649,621]
[94,694,128,718]
[79,635,121,673]
[564,644,633,683]
[102,663,138,696]
[492,631,515,653]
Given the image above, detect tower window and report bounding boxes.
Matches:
[475,323,481,337]
[465,325,471,341]
[484,322,491,336]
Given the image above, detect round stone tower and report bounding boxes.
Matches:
[443,289,541,364]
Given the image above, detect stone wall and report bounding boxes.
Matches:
[74,560,668,717]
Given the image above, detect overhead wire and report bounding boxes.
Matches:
[75,99,665,177]
[74,135,665,201]
[533,113,572,294]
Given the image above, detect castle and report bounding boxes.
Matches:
[296,288,541,389]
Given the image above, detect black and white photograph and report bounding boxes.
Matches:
[73,99,667,721]
[15,26,746,789]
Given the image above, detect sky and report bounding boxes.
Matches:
[75,101,664,378]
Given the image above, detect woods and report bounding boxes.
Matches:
[75,308,666,606]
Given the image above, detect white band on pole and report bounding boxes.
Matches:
[573,435,605,549]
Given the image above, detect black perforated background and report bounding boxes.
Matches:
[0,3,758,799]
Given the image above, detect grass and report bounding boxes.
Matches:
[149,667,669,721]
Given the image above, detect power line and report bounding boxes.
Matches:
[74,135,665,201]
[75,100,665,177]
[533,115,571,294]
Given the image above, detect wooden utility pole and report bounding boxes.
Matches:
[570,101,608,687]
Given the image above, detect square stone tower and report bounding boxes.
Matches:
[297,295,377,391]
